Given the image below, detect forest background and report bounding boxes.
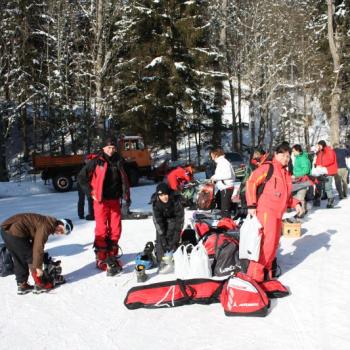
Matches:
[0,0,349,181]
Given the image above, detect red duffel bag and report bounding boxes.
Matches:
[124,278,225,310]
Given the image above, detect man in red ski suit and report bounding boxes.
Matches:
[78,137,130,276]
[166,166,193,191]
[314,140,338,208]
[245,143,303,282]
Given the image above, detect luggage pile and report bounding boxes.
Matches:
[125,211,289,317]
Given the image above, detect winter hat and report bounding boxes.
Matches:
[102,137,117,148]
[156,183,171,195]
[58,218,73,235]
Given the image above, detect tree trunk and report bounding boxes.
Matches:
[327,0,341,145]
[237,67,242,152]
[0,115,9,181]
[21,104,29,162]
[95,0,105,137]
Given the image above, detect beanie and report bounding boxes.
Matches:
[58,218,74,235]
[156,183,171,195]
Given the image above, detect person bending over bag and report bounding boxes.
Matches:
[151,183,184,273]
[0,213,73,295]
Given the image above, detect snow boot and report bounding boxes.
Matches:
[95,249,108,271]
[326,198,335,208]
[158,252,174,274]
[135,264,148,283]
[17,281,34,295]
[313,198,321,207]
[106,256,123,276]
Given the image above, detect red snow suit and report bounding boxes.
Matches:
[78,152,130,249]
[315,146,338,176]
[245,159,299,282]
[166,166,193,191]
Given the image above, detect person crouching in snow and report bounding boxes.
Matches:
[151,183,184,273]
[166,165,193,192]
[245,143,304,283]
[78,137,130,276]
[0,213,73,295]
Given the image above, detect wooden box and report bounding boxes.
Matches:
[282,222,301,238]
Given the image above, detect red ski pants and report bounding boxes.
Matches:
[93,199,122,248]
[247,210,282,283]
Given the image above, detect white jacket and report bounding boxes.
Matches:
[211,155,235,191]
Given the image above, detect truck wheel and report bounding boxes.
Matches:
[128,168,139,187]
[53,174,73,192]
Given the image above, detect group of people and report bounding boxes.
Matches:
[1,136,348,294]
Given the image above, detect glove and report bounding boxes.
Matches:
[31,269,54,290]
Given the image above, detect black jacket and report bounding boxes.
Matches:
[151,191,184,250]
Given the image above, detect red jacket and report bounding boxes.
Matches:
[246,159,299,218]
[315,146,338,176]
[166,167,192,191]
[78,152,130,203]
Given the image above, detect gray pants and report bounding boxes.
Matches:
[324,176,334,199]
[294,188,308,210]
[334,168,349,198]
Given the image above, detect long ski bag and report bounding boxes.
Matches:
[124,278,225,310]
[220,272,270,317]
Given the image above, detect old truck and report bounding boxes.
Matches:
[32,135,153,192]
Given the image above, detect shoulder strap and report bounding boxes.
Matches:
[256,162,274,199]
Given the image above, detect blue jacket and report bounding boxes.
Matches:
[334,148,350,169]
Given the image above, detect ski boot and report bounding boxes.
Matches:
[95,249,108,271]
[106,256,123,277]
[135,264,148,283]
[17,281,34,295]
[158,251,174,274]
[313,198,321,207]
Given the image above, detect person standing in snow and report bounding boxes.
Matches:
[77,154,96,220]
[314,140,338,208]
[77,137,130,276]
[151,183,184,273]
[210,148,235,218]
[291,144,311,214]
[333,143,350,199]
[0,213,73,295]
[245,143,303,283]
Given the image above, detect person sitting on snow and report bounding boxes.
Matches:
[151,183,184,273]
[166,165,193,192]
[0,213,73,295]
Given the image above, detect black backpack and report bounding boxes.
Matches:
[213,239,240,277]
[0,243,14,277]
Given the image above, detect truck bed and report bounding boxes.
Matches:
[32,154,84,170]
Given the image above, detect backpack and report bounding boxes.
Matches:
[0,243,14,277]
[202,232,240,277]
[220,271,270,317]
[196,183,215,210]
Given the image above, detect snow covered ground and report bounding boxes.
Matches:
[1,180,350,350]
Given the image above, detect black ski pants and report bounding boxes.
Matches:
[77,182,94,219]
[215,188,234,218]
[1,230,32,284]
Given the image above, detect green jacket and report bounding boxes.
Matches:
[293,152,311,177]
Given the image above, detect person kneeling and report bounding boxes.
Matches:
[0,213,73,295]
[151,183,184,274]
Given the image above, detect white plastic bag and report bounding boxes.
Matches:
[239,215,262,262]
[189,242,212,278]
[174,244,192,279]
[310,167,328,177]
